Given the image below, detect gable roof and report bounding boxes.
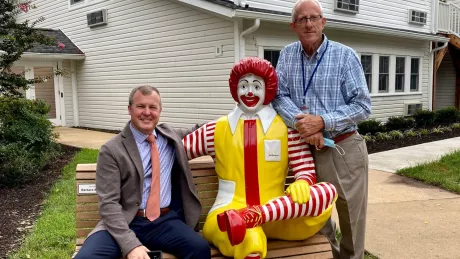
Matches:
[28,29,84,55]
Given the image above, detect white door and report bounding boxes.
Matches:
[12,61,65,126]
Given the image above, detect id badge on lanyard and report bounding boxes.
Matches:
[301,40,329,111]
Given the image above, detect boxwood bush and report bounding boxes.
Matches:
[434,107,460,124]
[385,116,416,131]
[358,119,383,135]
[0,97,61,187]
[413,109,436,128]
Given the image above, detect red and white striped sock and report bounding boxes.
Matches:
[261,182,337,223]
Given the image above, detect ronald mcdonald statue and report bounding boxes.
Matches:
[183,57,338,259]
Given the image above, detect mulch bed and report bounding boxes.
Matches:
[1,126,460,258]
[366,128,460,154]
[0,145,80,259]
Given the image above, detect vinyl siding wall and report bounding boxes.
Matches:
[248,22,430,121]
[19,0,235,130]
[435,49,457,110]
[242,0,433,34]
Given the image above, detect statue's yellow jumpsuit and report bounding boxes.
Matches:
[183,111,335,259]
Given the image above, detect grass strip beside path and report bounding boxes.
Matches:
[8,149,99,259]
[397,150,460,194]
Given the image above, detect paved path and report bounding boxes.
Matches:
[54,127,460,259]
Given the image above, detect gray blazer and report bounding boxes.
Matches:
[88,122,201,257]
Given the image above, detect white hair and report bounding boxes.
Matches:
[291,0,324,22]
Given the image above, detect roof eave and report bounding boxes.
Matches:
[20,52,86,60]
[233,9,450,42]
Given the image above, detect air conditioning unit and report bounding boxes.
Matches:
[87,9,107,28]
[404,103,422,116]
[408,9,427,25]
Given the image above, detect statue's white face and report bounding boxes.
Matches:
[237,73,266,116]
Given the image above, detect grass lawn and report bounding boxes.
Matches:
[397,150,460,194]
[8,149,99,259]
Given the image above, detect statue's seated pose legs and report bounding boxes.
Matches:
[218,182,337,246]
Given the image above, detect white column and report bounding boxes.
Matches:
[389,55,396,93]
[71,60,80,126]
[371,54,379,94]
[404,56,411,93]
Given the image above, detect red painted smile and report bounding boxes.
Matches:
[240,96,260,107]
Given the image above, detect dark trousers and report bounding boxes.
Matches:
[75,210,210,259]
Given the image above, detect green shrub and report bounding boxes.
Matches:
[404,129,421,138]
[434,107,460,123]
[375,132,392,141]
[413,109,435,128]
[0,97,60,187]
[363,134,374,143]
[419,128,430,135]
[385,116,416,131]
[358,119,383,135]
[388,130,404,139]
[452,123,460,130]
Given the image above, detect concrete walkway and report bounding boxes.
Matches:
[54,127,460,259]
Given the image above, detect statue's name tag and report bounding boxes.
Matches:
[264,140,281,161]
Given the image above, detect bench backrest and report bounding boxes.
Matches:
[76,157,295,245]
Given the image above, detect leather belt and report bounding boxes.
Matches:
[332,130,357,144]
[136,207,170,218]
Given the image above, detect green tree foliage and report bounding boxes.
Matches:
[0,0,56,96]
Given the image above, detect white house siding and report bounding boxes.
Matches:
[243,0,432,34]
[19,0,236,130]
[62,60,74,127]
[247,22,430,121]
[435,49,457,110]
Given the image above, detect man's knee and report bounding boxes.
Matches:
[189,236,211,258]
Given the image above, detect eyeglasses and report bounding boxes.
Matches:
[295,15,323,24]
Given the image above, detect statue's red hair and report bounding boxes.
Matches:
[229,57,278,105]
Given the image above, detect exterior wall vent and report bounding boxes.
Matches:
[404,103,422,116]
[87,9,107,27]
[334,0,359,13]
[408,9,427,25]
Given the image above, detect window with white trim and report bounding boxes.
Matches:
[335,0,359,13]
[264,50,280,68]
[395,57,405,92]
[379,56,389,93]
[70,0,84,5]
[410,58,420,91]
[360,55,372,92]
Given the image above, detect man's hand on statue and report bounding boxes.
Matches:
[304,131,324,149]
[294,114,325,138]
[286,180,311,204]
[127,245,150,259]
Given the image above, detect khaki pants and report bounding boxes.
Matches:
[311,133,368,259]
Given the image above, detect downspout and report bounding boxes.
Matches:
[239,19,260,60]
[430,41,449,110]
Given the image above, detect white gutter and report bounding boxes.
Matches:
[239,18,260,59]
[233,9,451,42]
[431,41,449,52]
[20,52,86,60]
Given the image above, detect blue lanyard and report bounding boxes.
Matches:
[301,40,329,98]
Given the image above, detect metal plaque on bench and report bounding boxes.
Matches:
[78,183,96,195]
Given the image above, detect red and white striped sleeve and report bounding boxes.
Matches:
[287,128,316,185]
[182,121,216,160]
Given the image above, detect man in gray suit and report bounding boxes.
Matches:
[75,85,210,259]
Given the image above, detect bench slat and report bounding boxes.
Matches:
[74,162,332,258]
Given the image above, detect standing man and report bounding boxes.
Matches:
[75,85,210,259]
[271,0,371,258]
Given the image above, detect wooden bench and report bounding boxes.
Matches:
[75,157,333,258]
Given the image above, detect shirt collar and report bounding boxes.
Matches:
[227,105,277,135]
[300,34,328,59]
[129,122,157,144]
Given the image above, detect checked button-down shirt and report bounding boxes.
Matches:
[271,34,371,139]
